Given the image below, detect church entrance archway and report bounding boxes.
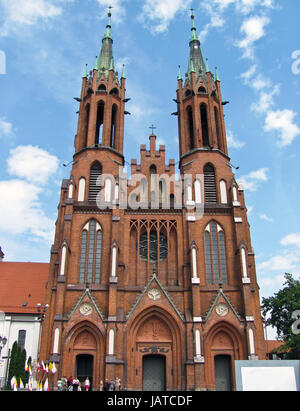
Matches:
[126,309,183,391]
[143,355,166,391]
[76,354,94,389]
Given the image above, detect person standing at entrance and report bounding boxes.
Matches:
[72,377,80,391]
[104,379,109,391]
[84,377,90,391]
[115,377,121,391]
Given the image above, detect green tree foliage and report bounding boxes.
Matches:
[6,341,27,390]
[261,273,300,359]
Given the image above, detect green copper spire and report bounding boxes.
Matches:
[121,64,126,79]
[177,65,182,80]
[94,56,99,70]
[205,58,210,73]
[190,10,198,42]
[188,10,207,83]
[82,63,88,79]
[215,66,220,81]
[97,8,114,79]
[103,9,113,40]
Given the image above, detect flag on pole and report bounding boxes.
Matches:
[10,376,17,391]
[43,378,49,391]
[51,362,57,375]
[41,361,47,373]
[48,362,53,373]
[37,362,41,373]
[19,378,24,389]
[28,376,33,392]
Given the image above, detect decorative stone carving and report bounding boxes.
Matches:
[148,288,161,301]
[80,303,93,316]
[215,303,229,317]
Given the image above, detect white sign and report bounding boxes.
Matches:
[241,367,297,391]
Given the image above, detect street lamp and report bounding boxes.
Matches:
[37,304,49,321]
[0,336,7,357]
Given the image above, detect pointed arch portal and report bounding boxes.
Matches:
[126,308,183,391]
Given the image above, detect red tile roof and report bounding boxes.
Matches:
[0,262,49,314]
[266,340,286,353]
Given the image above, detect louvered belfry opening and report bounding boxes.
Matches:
[88,162,102,203]
[204,164,217,203]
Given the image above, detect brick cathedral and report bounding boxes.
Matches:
[39,10,266,391]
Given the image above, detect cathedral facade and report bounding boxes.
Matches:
[39,11,266,391]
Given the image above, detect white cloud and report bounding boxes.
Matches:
[237,16,270,59]
[251,84,280,113]
[259,213,273,223]
[237,167,269,192]
[138,0,192,34]
[0,117,14,139]
[0,179,55,242]
[0,0,65,36]
[226,130,245,149]
[281,233,300,249]
[7,145,59,185]
[264,109,300,147]
[257,253,299,273]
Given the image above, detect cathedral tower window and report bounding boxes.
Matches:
[204,221,228,284]
[79,220,102,284]
[110,104,118,148]
[214,106,221,150]
[95,101,105,145]
[187,106,195,150]
[88,162,102,203]
[84,104,90,148]
[204,164,217,203]
[200,103,209,147]
[98,84,106,92]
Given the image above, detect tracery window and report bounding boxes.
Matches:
[79,219,102,283]
[139,230,168,262]
[204,221,227,284]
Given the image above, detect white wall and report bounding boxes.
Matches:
[0,314,41,388]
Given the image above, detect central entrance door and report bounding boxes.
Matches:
[143,355,166,391]
[76,354,94,388]
[214,355,232,391]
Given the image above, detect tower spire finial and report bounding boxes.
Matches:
[190,7,198,41]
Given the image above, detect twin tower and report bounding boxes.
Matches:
[39,10,266,391]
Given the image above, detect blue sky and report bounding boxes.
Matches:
[0,0,299,309]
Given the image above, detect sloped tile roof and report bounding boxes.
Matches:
[0,262,49,314]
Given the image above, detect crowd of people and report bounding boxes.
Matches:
[57,376,122,391]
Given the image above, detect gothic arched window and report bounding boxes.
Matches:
[84,104,90,149]
[110,104,118,148]
[187,106,195,150]
[204,221,227,284]
[88,162,102,203]
[200,103,209,146]
[204,164,217,203]
[214,106,221,149]
[95,101,105,145]
[79,220,102,283]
